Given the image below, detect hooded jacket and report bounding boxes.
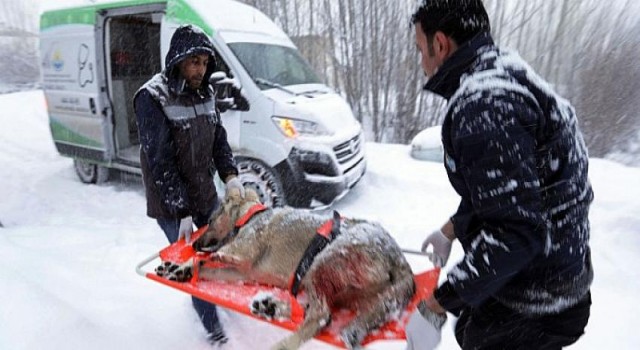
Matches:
[427,33,593,316]
[133,25,238,219]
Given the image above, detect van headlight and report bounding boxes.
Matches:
[272,116,332,138]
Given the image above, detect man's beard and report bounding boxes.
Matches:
[188,78,203,89]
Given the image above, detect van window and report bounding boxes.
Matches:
[228,43,321,88]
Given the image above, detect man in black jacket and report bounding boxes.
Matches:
[134,24,248,345]
[407,1,594,349]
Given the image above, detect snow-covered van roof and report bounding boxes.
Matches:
[41,0,294,47]
[185,0,293,47]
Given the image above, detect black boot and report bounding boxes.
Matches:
[207,329,228,346]
[192,297,228,346]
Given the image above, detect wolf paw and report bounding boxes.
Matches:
[251,294,278,319]
[155,261,192,282]
[250,293,287,320]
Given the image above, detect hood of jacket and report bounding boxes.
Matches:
[164,24,217,95]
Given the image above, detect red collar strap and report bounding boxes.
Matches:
[316,218,335,239]
[235,203,268,228]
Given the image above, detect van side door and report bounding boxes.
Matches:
[96,4,165,169]
[40,21,105,162]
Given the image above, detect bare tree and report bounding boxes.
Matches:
[9,0,638,161]
[0,0,39,87]
[575,4,640,156]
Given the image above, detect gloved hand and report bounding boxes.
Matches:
[405,300,446,350]
[210,71,250,112]
[421,229,453,267]
[230,86,250,111]
[178,216,194,243]
[225,176,245,198]
[209,71,228,86]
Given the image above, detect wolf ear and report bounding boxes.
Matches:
[245,187,260,202]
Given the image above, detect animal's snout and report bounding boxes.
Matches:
[192,237,219,252]
[192,225,223,252]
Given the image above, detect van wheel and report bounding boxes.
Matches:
[74,160,109,184]
[237,159,285,207]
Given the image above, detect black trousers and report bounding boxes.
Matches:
[455,292,591,350]
[157,199,224,337]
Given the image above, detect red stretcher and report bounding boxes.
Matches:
[136,226,440,349]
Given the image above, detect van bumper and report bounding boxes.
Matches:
[274,148,367,209]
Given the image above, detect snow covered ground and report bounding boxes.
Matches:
[1,90,639,349]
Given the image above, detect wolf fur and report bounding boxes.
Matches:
[160,188,415,349]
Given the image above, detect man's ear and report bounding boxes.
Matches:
[433,31,456,60]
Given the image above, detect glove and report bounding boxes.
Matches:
[225,177,245,198]
[230,86,250,111]
[209,71,227,86]
[210,71,250,112]
[178,216,194,243]
[421,229,453,267]
[405,300,446,350]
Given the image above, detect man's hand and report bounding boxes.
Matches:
[225,176,245,198]
[421,229,453,267]
[178,216,194,243]
[230,86,250,111]
[210,71,250,112]
[425,295,447,314]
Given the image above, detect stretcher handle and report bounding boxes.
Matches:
[135,251,160,277]
[401,248,429,256]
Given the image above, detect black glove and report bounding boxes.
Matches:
[210,71,250,112]
[231,86,250,111]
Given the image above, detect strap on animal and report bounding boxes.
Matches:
[235,203,268,228]
[289,210,342,296]
[225,203,268,242]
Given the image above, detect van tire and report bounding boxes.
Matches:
[237,159,286,207]
[74,160,109,184]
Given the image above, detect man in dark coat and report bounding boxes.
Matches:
[134,24,248,345]
[407,1,594,349]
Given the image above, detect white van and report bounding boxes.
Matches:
[40,0,366,208]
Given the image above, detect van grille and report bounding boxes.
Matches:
[333,134,362,165]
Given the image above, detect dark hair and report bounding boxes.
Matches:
[411,0,490,45]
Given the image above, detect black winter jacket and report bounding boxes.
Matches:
[133,25,238,220]
[427,33,593,316]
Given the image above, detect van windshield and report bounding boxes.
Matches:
[228,43,321,89]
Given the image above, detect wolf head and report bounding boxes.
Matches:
[192,187,262,251]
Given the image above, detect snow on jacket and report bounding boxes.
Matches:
[426,32,594,316]
[133,25,238,219]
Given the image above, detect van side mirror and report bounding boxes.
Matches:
[210,71,250,112]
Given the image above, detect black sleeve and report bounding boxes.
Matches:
[134,89,190,217]
[435,94,547,311]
